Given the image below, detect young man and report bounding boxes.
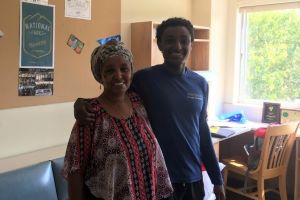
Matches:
[75,17,225,200]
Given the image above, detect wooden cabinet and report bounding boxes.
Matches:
[131,21,210,71]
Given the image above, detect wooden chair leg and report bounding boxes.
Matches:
[278,175,287,200]
[223,167,228,187]
[257,177,265,200]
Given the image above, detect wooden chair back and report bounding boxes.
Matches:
[223,122,299,200]
[258,122,299,179]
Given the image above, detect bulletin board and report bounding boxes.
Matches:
[0,0,121,109]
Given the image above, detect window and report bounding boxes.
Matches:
[238,3,300,105]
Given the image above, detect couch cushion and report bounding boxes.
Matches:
[0,161,58,200]
[52,157,68,200]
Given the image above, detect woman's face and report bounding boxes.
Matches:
[100,55,132,95]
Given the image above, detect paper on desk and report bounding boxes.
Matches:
[209,126,220,134]
[208,120,248,128]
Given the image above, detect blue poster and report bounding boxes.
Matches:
[20,2,54,68]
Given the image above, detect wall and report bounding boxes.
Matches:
[209,0,229,118]
[192,0,211,26]
[121,0,192,49]
[0,103,73,158]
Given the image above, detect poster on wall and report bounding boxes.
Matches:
[19,1,55,96]
[20,1,55,69]
[65,0,91,20]
[18,68,54,96]
[22,0,48,5]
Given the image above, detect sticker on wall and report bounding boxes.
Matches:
[67,34,85,54]
[18,68,54,96]
[97,35,121,45]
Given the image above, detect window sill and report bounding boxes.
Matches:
[222,103,263,122]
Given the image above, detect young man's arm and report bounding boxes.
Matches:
[200,114,226,200]
[199,82,226,200]
[74,98,95,124]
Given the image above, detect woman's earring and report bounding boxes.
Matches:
[100,84,104,90]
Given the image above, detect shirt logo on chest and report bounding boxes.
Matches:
[187,93,202,100]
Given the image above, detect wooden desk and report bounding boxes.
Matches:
[295,135,300,200]
[212,128,252,159]
[209,120,265,159]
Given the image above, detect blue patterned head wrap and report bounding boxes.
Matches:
[91,40,133,83]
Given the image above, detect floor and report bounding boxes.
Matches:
[225,177,291,200]
[226,191,281,200]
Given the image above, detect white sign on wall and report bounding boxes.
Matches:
[65,0,91,20]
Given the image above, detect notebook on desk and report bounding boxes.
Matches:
[210,127,236,138]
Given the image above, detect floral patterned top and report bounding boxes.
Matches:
[63,92,173,200]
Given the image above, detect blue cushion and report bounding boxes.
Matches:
[0,161,58,200]
[51,157,68,200]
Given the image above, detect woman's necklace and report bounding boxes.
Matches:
[99,94,133,119]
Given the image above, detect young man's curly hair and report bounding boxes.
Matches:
[156,17,194,43]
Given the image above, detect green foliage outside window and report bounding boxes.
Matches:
[244,10,300,101]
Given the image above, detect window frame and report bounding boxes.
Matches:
[236,1,300,106]
[222,1,300,122]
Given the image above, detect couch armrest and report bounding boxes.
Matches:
[52,157,68,200]
[0,161,58,200]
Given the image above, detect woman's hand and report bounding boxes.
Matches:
[74,98,95,125]
[214,185,226,200]
[68,170,86,200]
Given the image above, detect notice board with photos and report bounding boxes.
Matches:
[0,0,121,109]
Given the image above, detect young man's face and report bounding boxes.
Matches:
[158,26,192,68]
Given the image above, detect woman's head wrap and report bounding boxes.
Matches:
[91,40,133,83]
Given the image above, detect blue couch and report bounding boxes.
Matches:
[0,157,68,200]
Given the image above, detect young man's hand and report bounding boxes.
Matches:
[74,98,95,125]
[214,185,226,200]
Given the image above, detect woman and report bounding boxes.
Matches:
[63,40,173,200]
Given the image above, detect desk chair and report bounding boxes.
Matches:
[223,122,299,200]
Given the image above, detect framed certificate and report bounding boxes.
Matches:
[262,102,281,123]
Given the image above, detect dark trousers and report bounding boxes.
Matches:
[85,181,205,200]
[169,180,205,200]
